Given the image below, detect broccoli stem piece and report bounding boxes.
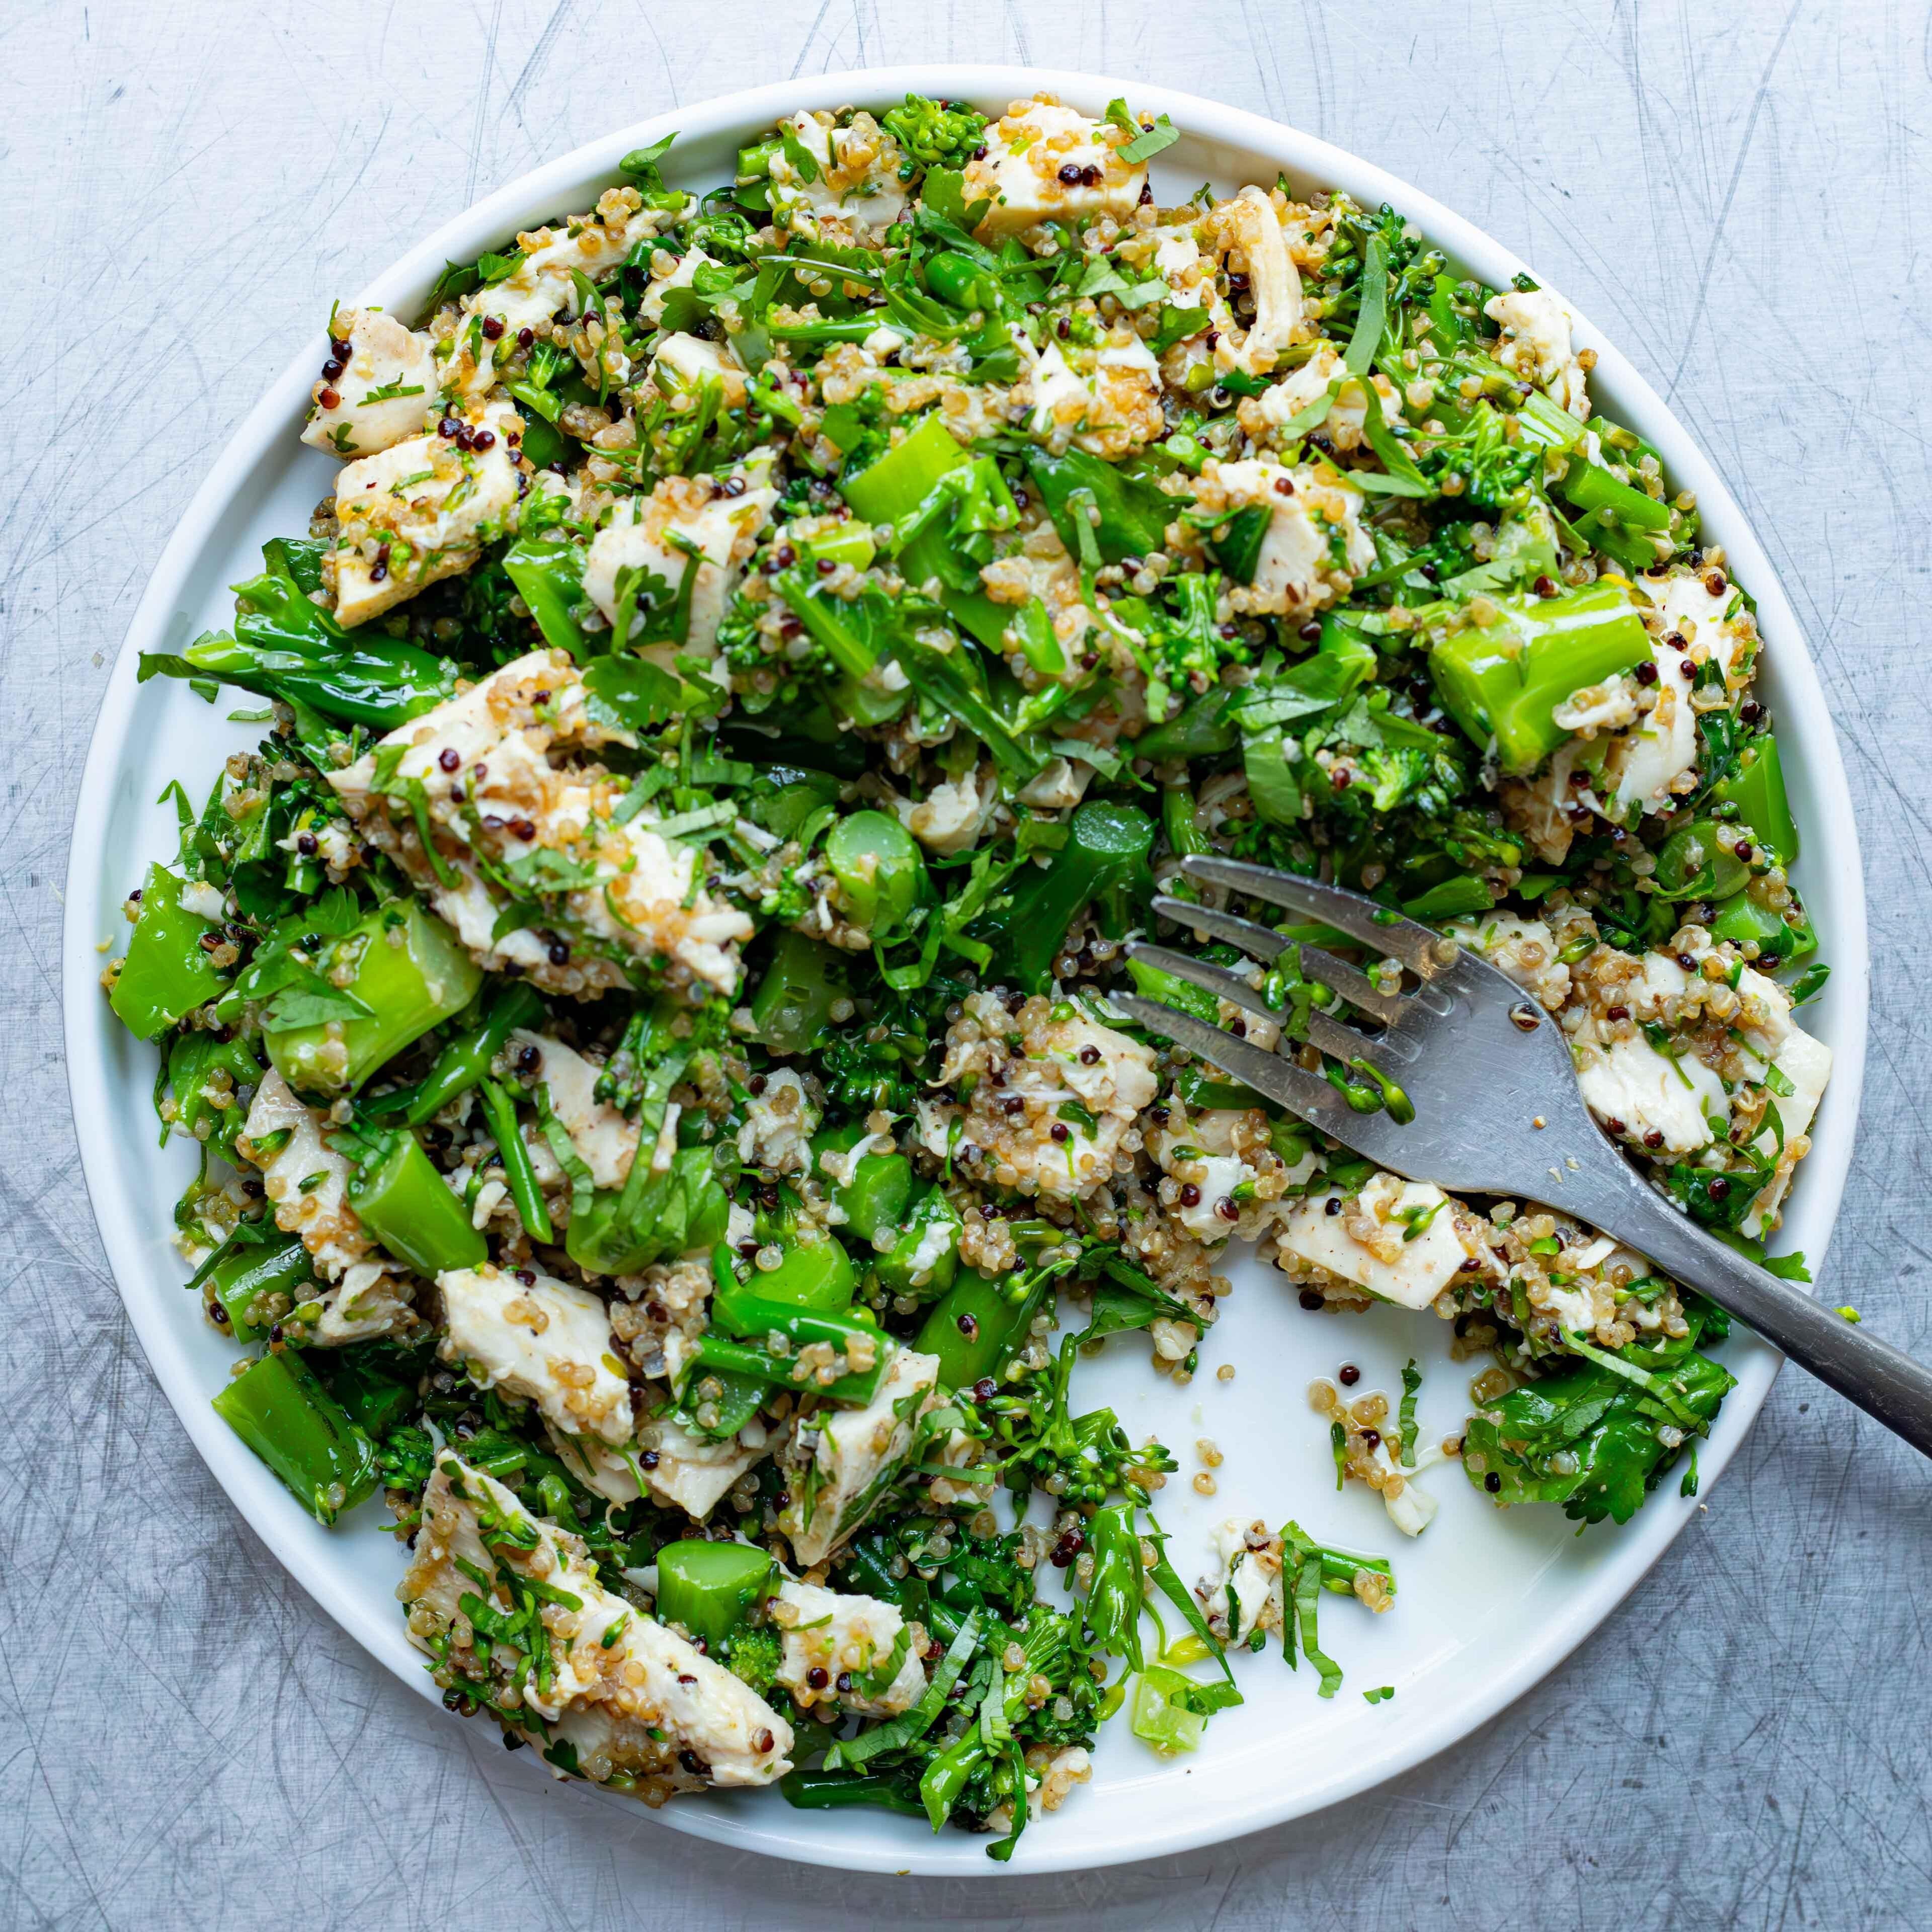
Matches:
[654,1539,774,1648]
[475,1076,554,1245]
[398,981,546,1125]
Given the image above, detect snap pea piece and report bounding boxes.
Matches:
[924,252,995,310]
[986,801,1156,992]
[265,900,482,1099]
[780,1769,928,1817]
[345,1129,488,1277]
[109,865,227,1040]
[1711,889,1814,962]
[748,930,856,1056]
[1713,734,1799,866]
[654,1540,774,1648]
[1560,458,1672,532]
[872,1186,962,1301]
[1653,819,1750,903]
[324,1352,421,1440]
[740,1234,858,1313]
[200,1229,315,1343]
[824,810,927,935]
[475,1076,554,1245]
[710,1285,880,1355]
[917,1272,1039,1390]
[404,982,546,1125]
[812,1124,913,1248]
[749,770,840,841]
[839,415,1012,649]
[686,1331,888,1407]
[211,1348,379,1526]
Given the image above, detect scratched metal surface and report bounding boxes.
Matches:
[4,2,1928,1924]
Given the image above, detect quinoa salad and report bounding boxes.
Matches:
[105,92,1830,1854]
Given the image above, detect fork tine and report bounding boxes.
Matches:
[1148,896,1292,964]
[1152,893,1406,1025]
[1178,854,1447,977]
[1288,944,1405,1026]
[1304,1008,1412,1072]
[1111,991,1339,1120]
[1125,942,1280,1031]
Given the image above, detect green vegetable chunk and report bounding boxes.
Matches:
[984,800,1154,991]
[402,982,546,1125]
[918,1274,1032,1388]
[749,931,856,1057]
[655,1539,774,1648]
[1428,582,1652,774]
[345,1129,488,1277]
[741,1235,859,1312]
[825,810,928,935]
[264,900,481,1099]
[1713,735,1798,865]
[873,1186,962,1300]
[110,865,227,1040]
[198,1227,316,1343]
[212,1348,379,1525]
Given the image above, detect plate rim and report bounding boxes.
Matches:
[61,61,1870,1877]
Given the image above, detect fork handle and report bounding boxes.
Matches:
[1569,1160,1932,1459]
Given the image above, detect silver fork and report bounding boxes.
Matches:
[1119,852,1932,1459]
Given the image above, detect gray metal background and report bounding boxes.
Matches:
[5,3,1927,1924]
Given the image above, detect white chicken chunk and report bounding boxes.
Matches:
[1197,1521,1280,1643]
[962,98,1147,239]
[237,1069,375,1282]
[775,1579,926,1718]
[638,244,714,324]
[302,307,440,457]
[1575,1032,1728,1154]
[895,769,998,855]
[557,1414,772,1518]
[402,1454,791,1787]
[328,400,524,626]
[1254,341,1394,452]
[436,1264,633,1446]
[1743,1025,1833,1237]
[581,452,777,664]
[650,331,750,409]
[781,1349,940,1566]
[1278,1174,1473,1310]
[440,185,682,397]
[1483,287,1590,420]
[1205,459,1376,619]
[765,110,909,235]
[918,1006,1158,1199]
[509,1030,638,1188]
[1211,186,1304,377]
[1446,913,1572,1011]
[1606,635,1700,816]
[330,651,754,998]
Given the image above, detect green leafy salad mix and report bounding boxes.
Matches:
[105,90,1830,1853]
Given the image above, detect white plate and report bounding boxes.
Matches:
[62,64,1868,1875]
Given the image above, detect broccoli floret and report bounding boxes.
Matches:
[881,94,989,178]
[1144,571,1252,689]
[375,1422,436,1493]
[722,1624,783,1696]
